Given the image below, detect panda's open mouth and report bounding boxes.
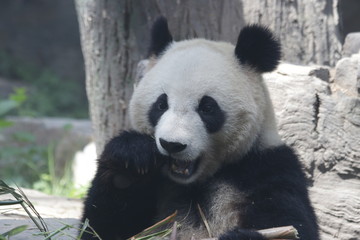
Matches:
[168,157,200,178]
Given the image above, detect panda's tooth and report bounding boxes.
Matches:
[125,161,129,168]
[184,169,190,175]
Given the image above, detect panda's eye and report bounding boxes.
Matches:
[197,95,226,133]
[157,101,168,111]
[148,94,168,127]
[198,96,217,115]
[199,104,214,114]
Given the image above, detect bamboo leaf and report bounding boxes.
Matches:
[1,225,28,237]
[0,119,13,128]
[0,199,23,206]
[129,211,177,240]
[0,100,18,116]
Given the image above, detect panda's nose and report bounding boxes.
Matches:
[159,138,187,153]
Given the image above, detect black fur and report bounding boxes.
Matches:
[148,16,173,57]
[81,131,319,240]
[215,145,319,240]
[220,229,266,240]
[235,25,281,73]
[80,131,166,239]
[148,93,168,127]
[197,95,226,133]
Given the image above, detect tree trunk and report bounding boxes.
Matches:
[242,0,343,66]
[75,0,134,153]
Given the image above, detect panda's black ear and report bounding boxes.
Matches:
[148,17,173,57]
[235,25,281,73]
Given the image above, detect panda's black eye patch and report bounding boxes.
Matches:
[197,96,225,133]
[149,94,168,127]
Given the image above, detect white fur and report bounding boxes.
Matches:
[129,39,282,184]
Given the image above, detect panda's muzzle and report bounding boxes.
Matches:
[169,157,200,178]
[158,139,200,178]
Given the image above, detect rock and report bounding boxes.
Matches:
[265,63,360,240]
[334,53,360,97]
[309,67,331,82]
[309,173,360,240]
[0,188,82,239]
[342,32,360,57]
[275,63,331,83]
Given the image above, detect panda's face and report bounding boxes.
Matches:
[129,19,281,184]
[130,40,265,184]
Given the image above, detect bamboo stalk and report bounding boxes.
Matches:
[170,221,178,240]
[197,203,212,238]
[129,211,177,240]
[200,225,299,240]
[258,225,299,239]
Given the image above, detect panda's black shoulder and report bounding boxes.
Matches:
[218,145,309,193]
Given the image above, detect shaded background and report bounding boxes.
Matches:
[0,0,86,118]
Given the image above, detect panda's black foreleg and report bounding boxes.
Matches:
[219,229,266,240]
[80,131,164,240]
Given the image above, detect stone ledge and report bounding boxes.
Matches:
[0,188,82,239]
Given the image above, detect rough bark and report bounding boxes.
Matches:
[242,0,343,66]
[75,0,135,153]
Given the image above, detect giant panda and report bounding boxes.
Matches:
[81,17,319,240]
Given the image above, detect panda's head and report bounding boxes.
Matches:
[129,17,282,184]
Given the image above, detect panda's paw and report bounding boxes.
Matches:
[100,131,163,176]
[219,229,266,240]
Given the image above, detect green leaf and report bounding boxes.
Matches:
[12,131,36,143]
[1,225,28,237]
[0,119,13,128]
[9,88,27,104]
[62,123,73,131]
[0,99,18,116]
